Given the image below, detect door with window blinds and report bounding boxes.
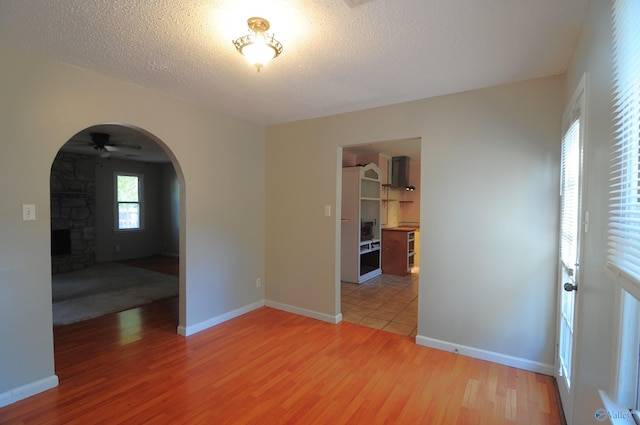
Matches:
[556,95,583,424]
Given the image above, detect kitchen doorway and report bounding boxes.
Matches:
[339,138,421,336]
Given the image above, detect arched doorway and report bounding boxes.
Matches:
[50,123,184,331]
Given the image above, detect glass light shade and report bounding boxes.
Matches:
[241,39,277,69]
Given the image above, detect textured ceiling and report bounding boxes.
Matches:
[0,0,589,127]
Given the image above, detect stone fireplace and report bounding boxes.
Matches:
[50,152,96,274]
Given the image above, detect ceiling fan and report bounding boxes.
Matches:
[71,132,142,158]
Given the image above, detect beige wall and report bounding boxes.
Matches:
[266,75,563,371]
[0,43,266,403]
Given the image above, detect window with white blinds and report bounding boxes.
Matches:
[608,0,640,297]
[560,118,581,271]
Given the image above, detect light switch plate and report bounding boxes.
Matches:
[22,204,36,221]
[324,205,331,217]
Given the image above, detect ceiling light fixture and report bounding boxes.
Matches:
[233,17,283,72]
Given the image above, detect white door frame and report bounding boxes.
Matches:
[555,74,586,424]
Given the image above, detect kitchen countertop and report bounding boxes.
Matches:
[383,226,419,232]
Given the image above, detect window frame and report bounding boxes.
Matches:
[114,172,145,232]
[612,287,640,409]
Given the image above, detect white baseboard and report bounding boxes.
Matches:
[177,300,265,336]
[265,300,342,324]
[415,335,555,376]
[0,375,59,408]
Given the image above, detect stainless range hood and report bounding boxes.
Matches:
[390,156,414,190]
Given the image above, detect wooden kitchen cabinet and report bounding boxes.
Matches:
[381,228,415,276]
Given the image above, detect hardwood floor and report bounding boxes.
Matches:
[0,299,564,424]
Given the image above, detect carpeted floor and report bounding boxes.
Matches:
[52,258,179,326]
[118,255,179,276]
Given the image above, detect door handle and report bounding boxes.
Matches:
[563,283,577,292]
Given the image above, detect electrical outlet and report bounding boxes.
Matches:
[256,278,261,288]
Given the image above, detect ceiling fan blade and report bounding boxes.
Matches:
[104,143,142,152]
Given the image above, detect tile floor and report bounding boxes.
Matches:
[341,273,418,337]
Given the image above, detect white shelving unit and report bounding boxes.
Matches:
[341,163,382,284]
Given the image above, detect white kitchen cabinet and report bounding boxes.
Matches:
[341,163,382,284]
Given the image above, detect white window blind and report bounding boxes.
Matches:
[560,118,581,272]
[608,0,640,296]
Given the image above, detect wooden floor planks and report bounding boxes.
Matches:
[0,298,564,424]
